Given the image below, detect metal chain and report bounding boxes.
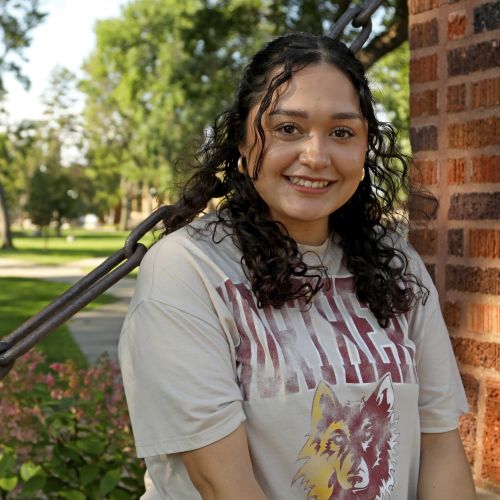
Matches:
[0,0,385,380]
[0,205,172,379]
[328,0,385,53]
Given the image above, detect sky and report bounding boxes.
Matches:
[4,0,126,124]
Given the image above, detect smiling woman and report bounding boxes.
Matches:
[240,64,368,245]
[117,33,475,500]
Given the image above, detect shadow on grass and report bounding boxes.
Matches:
[0,277,117,368]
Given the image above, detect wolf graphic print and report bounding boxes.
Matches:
[294,374,398,499]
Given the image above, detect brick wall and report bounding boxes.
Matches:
[408,0,500,493]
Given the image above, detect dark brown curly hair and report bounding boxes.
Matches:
[162,33,429,327]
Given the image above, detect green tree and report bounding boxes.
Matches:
[0,0,47,248]
[25,68,92,235]
[81,0,410,228]
[368,41,410,153]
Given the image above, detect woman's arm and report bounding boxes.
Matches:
[418,429,476,500]
[179,423,267,500]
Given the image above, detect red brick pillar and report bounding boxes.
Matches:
[408,0,500,492]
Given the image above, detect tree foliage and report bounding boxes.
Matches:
[0,0,47,248]
[25,68,93,235]
[81,0,409,228]
[0,0,47,93]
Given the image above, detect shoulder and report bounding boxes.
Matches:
[134,212,241,303]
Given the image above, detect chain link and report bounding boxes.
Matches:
[0,0,386,380]
[328,0,385,53]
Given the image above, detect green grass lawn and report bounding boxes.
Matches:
[0,277,116,368]
[1,229,157,266]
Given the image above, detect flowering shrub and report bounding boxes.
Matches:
[0,351,144,498]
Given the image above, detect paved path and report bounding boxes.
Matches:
[2,258,500,499]
[0,257,134,364]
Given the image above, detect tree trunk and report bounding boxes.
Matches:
[0,183,14,249]
[119,176,132,231]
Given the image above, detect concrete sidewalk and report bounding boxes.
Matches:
[0,257,134,363]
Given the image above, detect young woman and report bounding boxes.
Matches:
[118,33,476,499]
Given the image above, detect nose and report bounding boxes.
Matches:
[298,135,331,170]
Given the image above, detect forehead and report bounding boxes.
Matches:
[270,63,360,111]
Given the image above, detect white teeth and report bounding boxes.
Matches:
[288,176,330,188]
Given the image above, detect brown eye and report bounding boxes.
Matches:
[332,127,353,138]
[278,124,298,135]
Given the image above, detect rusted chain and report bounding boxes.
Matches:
[329,0,385,53]
[0,1,386,380]
[0,205,170,379]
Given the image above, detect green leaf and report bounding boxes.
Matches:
[76,438,106,456]
[60,490,86,500]
[79,463,99,486]
[0,476,18,492]
[0,451,16,477]
[20,462,42,481]
[21,474,46,496]
[110,489,131,500]
[99,469,120,495]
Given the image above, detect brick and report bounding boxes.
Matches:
[411,89,438,117]
[474,1,500,33]
[461,373,480,413]
[446,264,500,295]
[459,373,480,467]
[459,413,477,467]
[409,0,439,15]
[410,126,438,152]
[446,84,466,113]
[448,117,500,149]
[482,380,500,482]
[450,337,500,369]
[425,263,436,283]
[408,193,439,220]
[409,229,437,255]
[471,77,500,109]
[469,229,500,258]
[410,54,438,84]
[470,156,500,182]
[444,300,462,328]
[410,18,439,49]
[448,192,500,220]
[448,11,467,40]
[468,303,500,334]
[448,228,464,256]
[448,39,500,76]
[447,158,466,184]
[411,159,438,185]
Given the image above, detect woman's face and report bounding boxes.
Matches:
[239,63,369,245]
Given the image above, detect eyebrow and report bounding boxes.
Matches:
[269,108,364,121]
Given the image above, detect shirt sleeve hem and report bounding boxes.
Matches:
[420,417,462,434]
[135,412,246,458]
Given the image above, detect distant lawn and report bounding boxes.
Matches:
[0,277,117,368]
[1,229,157,266]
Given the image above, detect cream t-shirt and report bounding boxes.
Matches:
[118,214,467,500]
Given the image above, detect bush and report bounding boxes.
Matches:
[0,351,144,498]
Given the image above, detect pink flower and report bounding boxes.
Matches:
[49,362,62,373]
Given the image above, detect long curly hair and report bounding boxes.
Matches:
[162,33,428,327]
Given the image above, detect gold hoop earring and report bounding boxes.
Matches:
[237,157,246,174]
[360,168,365,182]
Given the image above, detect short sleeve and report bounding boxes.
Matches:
[407,250,468,433]
[118,238,245,458]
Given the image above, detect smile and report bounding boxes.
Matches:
[286,176,332,189]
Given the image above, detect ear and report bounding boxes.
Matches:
[366,373,394,413]
[311,381,340,429]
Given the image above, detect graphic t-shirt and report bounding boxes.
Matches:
[118,214,468,500]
